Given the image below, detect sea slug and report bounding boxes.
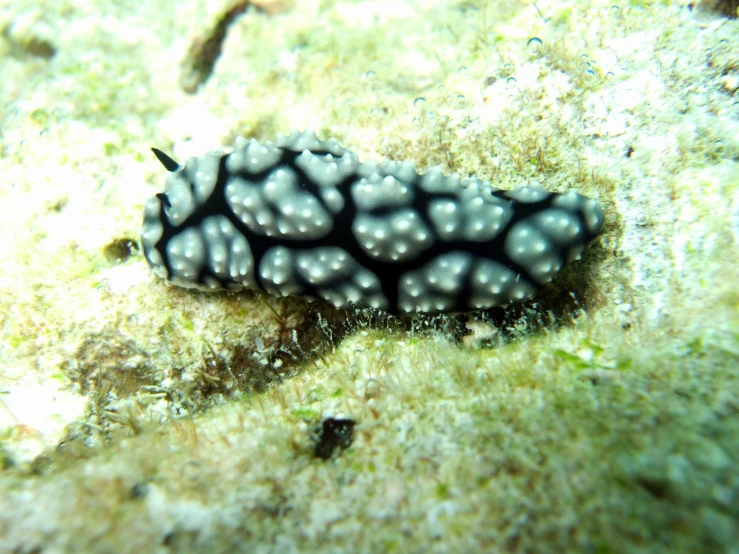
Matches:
[141,130,604,314]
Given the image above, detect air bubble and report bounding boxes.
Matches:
[635,212,648,226]
[458,66,468,74]
[370,107,382,119]
[527,37,544,55]
[506,77,517,86]
[457,95,466,106]
[413,97,427,107]
[363,70,377,82]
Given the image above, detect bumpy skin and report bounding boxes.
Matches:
[142,131,604,314]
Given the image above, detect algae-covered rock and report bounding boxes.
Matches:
[0,0,737,552]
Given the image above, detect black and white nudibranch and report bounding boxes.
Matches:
[141,131,604,314]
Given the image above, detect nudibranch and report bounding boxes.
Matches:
[141,131,604,314]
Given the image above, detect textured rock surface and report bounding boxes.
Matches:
[0,0,738,553]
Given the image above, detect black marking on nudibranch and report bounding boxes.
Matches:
[141,131,605,315]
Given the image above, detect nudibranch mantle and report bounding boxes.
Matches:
[142,131,604,314]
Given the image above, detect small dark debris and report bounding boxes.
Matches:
[313,417,356,460]
[103,238,139,263]
[703,0,738,18]
[626,145,635,158]
[45,196,68,213]
[635,475,671,499]
[179,2,252,94]
[1,25,57,60]
[29,454,53,476]
[163,530,199,549]
[12,544,42,554]
[448,314,472,343]
[1,451,15,470]
[23,36,56,59]
[180,1,294,93]
[129,482,149,499]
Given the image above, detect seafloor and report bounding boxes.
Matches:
[0,0,737,552]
